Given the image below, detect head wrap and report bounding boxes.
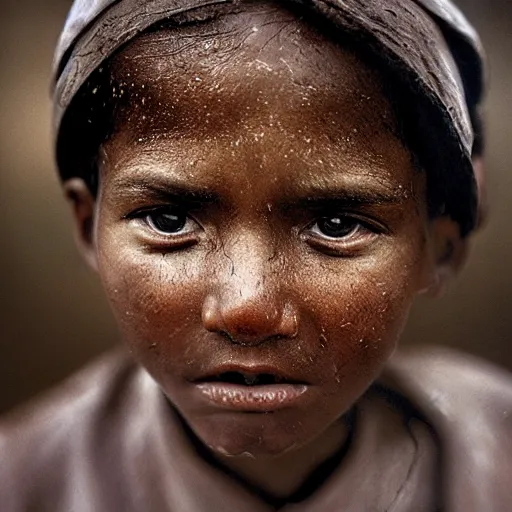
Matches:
[52,0,485,234]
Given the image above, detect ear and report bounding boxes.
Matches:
[421,216,468,298]
[63,178,99,273]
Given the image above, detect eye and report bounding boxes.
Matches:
[304,214,381,255]
[128,206,201,242]
[314,216,361,239]
[145,208,189,235]
[125,205,202,250]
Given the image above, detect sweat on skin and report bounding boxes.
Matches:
[64,4,461,499]
[3,1,509,510]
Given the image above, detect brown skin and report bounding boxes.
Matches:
[65,2,465,502]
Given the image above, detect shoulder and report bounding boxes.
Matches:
[0,350,144,511]
[384,345,512,419]
[381,345,512,510]
[0,349,138,444]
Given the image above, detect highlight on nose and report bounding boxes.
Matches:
[202,294,298,346]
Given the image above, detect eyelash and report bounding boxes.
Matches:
[303,214,382,255]
[127,206,202,247]
[126,206,383,255]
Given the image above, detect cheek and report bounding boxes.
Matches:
[96,238,205,365]
[298,245,424,386]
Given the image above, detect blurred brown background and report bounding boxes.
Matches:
[0,0,511,414]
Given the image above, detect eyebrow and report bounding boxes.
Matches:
[292,184,405,209]
[107,166,407,210]
[108,175,220,205]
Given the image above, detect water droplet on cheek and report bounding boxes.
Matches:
[332,363,341,383]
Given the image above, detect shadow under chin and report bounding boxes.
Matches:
[179,407,310,458]
[173,403,356,505]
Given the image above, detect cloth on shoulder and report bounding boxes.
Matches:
[1,346,511,512]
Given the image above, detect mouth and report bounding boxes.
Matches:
[197,371,301,386]
[191,368,310,412]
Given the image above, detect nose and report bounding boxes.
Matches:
[202,239,298,346]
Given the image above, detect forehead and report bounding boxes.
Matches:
[101,2,417,200]
[109,3,394,131]
[113,4,371,88]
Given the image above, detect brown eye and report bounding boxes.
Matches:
[315,216,361,239]
[304,214,380,256]
[145,208,189,235]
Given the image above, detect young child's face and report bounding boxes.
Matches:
[76,4,442,457]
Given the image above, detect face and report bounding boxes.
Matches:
[71,4,442,458]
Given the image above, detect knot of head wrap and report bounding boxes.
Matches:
[52,0,486,235]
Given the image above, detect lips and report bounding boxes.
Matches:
[190,365,310,412]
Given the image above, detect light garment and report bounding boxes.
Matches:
[1,347,511,511]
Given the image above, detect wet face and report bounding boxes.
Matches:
[85,4,436,458]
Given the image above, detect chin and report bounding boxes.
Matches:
[186,410,312,458]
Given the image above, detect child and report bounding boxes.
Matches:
[1,0,511,510]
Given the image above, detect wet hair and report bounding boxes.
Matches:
[57,5,480,234]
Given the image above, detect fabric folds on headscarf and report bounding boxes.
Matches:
[52,0,485,234]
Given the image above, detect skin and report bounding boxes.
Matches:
[65,1,465,502]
